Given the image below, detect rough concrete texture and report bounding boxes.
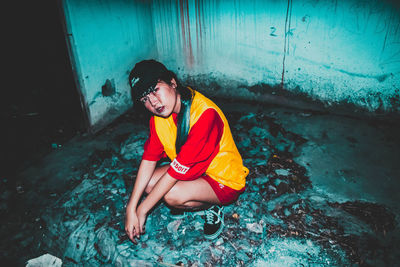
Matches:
[63,0,400,129]
[1,98,399,266]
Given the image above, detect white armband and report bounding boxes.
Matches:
[170,158,190,175]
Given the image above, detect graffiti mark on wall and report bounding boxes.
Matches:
[269,26,294,38]
[270,26,277,37]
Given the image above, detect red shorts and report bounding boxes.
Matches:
[202,174,245,205]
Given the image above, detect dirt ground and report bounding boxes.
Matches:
[1,99,399,266]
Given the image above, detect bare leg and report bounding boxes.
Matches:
[144,165,169,194]
[164,178,221,209]
[144,165,221,209]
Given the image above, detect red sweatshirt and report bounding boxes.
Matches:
[142,108,224,181]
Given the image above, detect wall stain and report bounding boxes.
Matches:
[381,9,393,54]
[320,64,390,82]
[101,79,115,97]
[195,0,204,63]
[179,0,194,67]
[281,0,293,88]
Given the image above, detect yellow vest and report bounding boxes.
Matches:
[154,89,248,190]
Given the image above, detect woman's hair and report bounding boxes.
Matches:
[157,70,191,101]
[128,59,193,153]
[156,70,193,153]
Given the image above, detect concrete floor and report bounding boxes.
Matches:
[2,99,399,266]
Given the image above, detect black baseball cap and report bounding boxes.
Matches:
[129,59,170,101]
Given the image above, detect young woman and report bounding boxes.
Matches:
[125,60,248,242]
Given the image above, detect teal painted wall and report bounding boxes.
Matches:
[63,0,400,130]
[62,0,157,131]
[153,0,400,113]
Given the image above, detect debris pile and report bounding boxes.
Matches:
[2,108,399,266]
[39,111,399,266]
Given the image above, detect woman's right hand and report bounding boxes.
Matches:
[125,205,140,244]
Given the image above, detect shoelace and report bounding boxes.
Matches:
[206,208,221,224]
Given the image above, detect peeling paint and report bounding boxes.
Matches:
[101,79,115,97]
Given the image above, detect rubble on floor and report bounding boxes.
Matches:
[2,103,400,266]
[26,253,62,267]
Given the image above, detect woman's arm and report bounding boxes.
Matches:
[136,172,178,234]
[125,159,157,242]
[127,159,157,208]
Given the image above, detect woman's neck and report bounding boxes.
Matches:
[173,93,181,114]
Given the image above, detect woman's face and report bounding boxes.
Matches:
[140,79,181,118]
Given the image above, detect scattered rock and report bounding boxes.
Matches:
[26,253,62,267]
[246,221,264,234]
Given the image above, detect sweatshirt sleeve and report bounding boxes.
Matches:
[167,108,224,180]
[142,116,165,161]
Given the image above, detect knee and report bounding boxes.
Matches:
[164,190,186,207]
